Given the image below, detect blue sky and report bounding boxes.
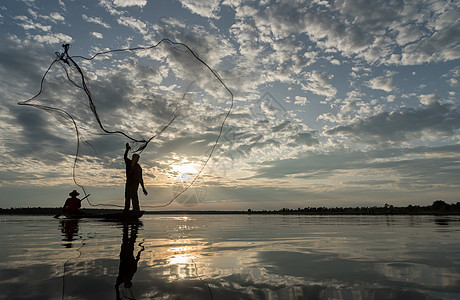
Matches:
[1,0,459,210]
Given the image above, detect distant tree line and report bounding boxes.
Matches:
[249,200,460,215]
[0,207,61,215]
[1,200,460,215]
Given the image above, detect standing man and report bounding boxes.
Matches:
[124,143,148,212]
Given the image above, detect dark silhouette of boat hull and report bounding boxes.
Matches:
[63,210,144,221]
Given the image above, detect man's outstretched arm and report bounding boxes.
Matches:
[124,143,130,162]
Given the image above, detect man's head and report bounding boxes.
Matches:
[132,154,140,164]
[69,190,79,198]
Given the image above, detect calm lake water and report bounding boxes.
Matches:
[1,214,460,300]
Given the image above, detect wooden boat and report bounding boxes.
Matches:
[63,210,144,221]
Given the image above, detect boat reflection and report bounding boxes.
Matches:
[115,221,144,300]
[60,219,80,248]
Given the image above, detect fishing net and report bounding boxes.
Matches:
[18,39,233,208]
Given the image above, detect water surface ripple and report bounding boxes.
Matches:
[1,214,459,299]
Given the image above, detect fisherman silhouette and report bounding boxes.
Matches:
[63,190,81,213]
[115,222,144,300]
[124,143,148,212]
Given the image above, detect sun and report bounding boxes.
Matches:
[172,160,199,175]
[171,159,207,206]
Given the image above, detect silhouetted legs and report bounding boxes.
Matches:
[124,183,140,211]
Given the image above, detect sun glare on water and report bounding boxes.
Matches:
[169,254,192,265]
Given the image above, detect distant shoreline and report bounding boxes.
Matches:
[1,200,460,216]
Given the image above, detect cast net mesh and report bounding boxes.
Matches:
[18,39,233,208]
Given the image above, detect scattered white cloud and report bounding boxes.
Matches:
[82,14,111,28]
[91,32,103,39]
[58,0,66,12]
[294,96,308,106]
[32,32,73,44]
[178,0,221,19]
[14,15,51,31]
[112,0,147,8]
[330,58,340,65]
[449,66,459,77]
[49,12,65,22]
[26,8,65,24]
[366,74,394,92]
[301,71,337,98]
[27,8,38,19]
[419,94,440,105]
[98,0,124,16]
[117,15,147,34]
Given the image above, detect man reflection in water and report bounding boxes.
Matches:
[115,222,144,300]
[60,219,79,248]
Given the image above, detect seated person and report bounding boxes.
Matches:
[63,190,81,213]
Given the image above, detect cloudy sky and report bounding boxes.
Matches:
[1,0,459,210]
